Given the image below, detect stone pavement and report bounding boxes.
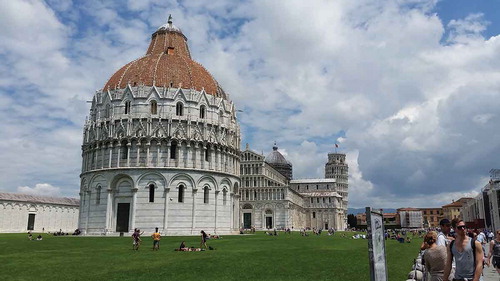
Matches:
[483,246,499,281]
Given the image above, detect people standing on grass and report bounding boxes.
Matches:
[486,229,500,275]
[423,231,447,281]
[132,228,142,250]
[151,227,161,251]
[443,220,483,281]
[200,230,208,249]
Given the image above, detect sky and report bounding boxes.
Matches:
[1,0,500,208]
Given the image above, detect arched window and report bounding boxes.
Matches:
[149,184,155,202]
[203,186,209,204]
[313,212,316,219]
[205,147,210,162]
[150,100,157,115]
[96,186,101,205]
[200,105,206,118]
[219,110,223,123]
[178,185,184,203]
[124,101,131,114]
[170,141,177,159]
[105,104,111,118]
[176,102,183,116]
[121,141,128,159]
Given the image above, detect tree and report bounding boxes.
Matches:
[347,214,357,228]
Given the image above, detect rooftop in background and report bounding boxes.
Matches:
[490,169,500,181]
[290,179,336,183]
[397,208,421,211]
[0,192,79,206]
[439,197,473,208]
[301,191,341,197]
[265,143,292,166]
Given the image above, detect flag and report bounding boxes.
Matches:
[335,144,339,148]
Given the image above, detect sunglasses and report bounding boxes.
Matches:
[456,225,467,230]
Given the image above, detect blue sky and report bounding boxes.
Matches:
[1,0,500,208]
[437,0,500,38]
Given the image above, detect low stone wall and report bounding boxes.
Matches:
[406,250,427,281]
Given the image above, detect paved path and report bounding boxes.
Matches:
[483,245,499,281]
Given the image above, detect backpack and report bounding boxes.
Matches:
[450,238,477,267]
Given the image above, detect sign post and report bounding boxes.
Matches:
[366,207,388,281]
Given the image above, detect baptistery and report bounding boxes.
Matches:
[78,17,241,235]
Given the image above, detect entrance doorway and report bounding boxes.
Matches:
[264,209,273,229]
[27,214,35,230]
[243,213,252,229]
[266,217,273,229]
[116,203,130,232]
[325,223,329,230]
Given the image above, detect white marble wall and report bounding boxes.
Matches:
[0,201,79,233]
[79,169,240,235]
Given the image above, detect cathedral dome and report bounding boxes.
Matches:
[265,143,293,180]
[103,16,227,99]
[265,144,291,165]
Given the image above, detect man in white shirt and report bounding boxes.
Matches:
[437,218,452,246]
[437,218,456,280]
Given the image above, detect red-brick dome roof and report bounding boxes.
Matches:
[103,17,227,99]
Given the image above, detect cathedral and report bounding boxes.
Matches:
[78,17,348,235]
[239,144,348,231]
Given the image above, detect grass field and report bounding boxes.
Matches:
[0,232,420,281]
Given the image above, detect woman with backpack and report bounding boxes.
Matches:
[486,229,500,274]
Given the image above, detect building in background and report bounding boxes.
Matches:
[325,153,348,192]
[462,193,486,229]
[419,208,443,228]
[354,212,399,229]
[398,208,423,228]
[462,169,500,230]
[442,197,473,221]
[239,144,348,230]
[0,193,79,233]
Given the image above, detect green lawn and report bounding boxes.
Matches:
[0,232,420,281]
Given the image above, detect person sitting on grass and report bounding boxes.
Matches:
[36,235,42,241]
[28,232,33,240]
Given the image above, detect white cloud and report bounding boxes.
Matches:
[17,183,62,197]
[1,0,499,208]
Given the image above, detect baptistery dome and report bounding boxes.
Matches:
[79,16,241,236]
[104,17,226,98]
